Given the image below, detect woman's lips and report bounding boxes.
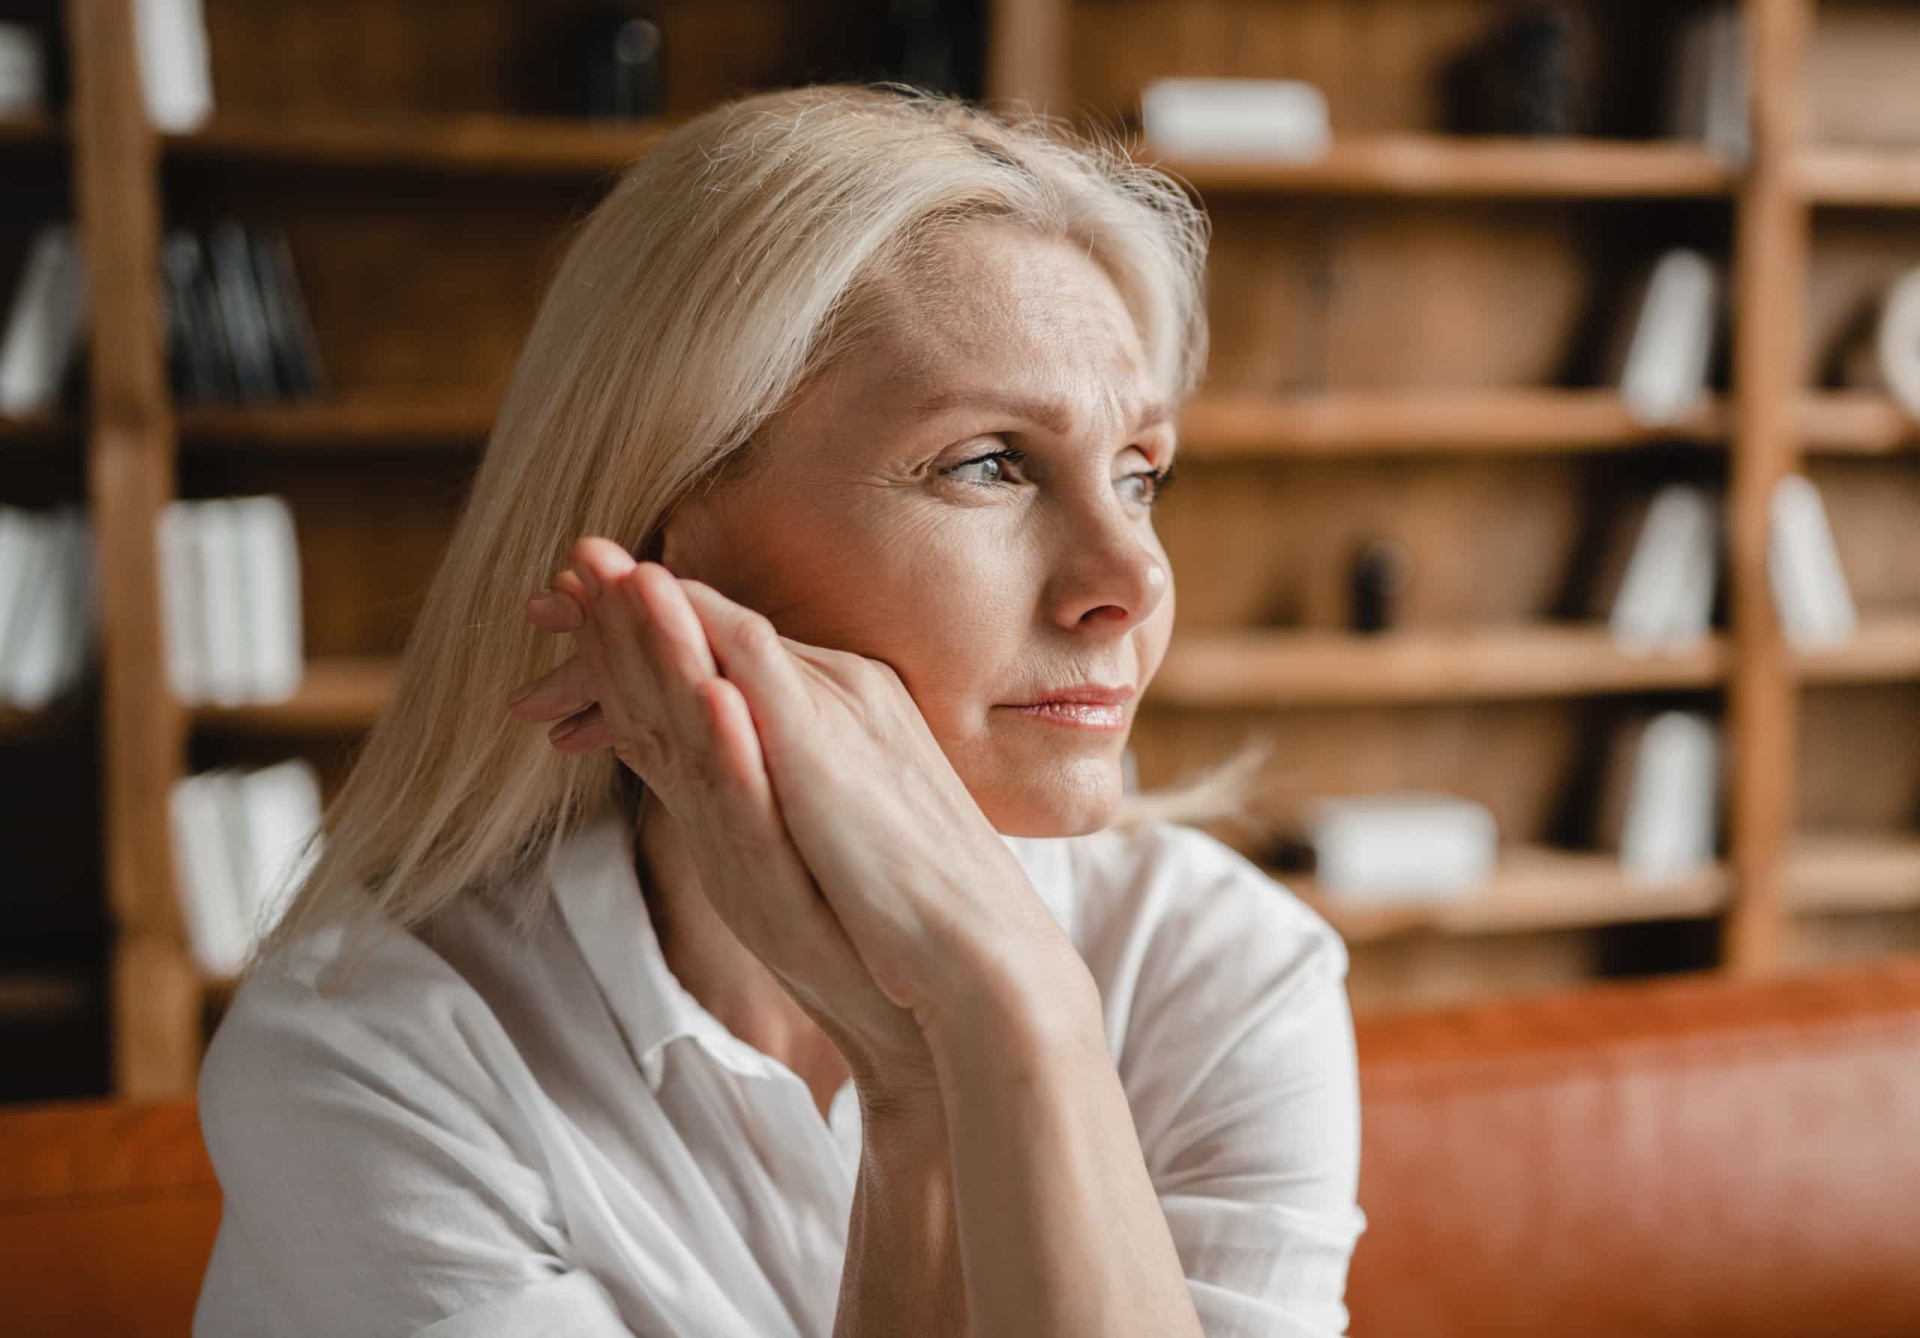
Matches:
[1000,701,1129,730]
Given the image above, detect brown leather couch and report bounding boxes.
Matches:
[6,956,1918,1337]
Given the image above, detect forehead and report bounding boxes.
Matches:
[829,220,1161,431]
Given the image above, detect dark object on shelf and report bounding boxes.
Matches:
[160,222,328,406]
[1351,537,1414,633]
[879,0,986,101]
[1439,3,1597,136]
[580,3,664,120]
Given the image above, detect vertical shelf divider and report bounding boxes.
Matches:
[1724,0,1812,975]
[68,0,200,1094]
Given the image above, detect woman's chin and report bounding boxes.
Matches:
[972,757,1126,838]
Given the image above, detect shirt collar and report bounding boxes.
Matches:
[547,801,1075,1092]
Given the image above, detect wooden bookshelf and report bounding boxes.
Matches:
[29,0,1916,1096]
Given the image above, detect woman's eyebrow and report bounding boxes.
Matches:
[910,389,1171,437]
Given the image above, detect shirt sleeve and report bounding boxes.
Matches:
[193,956,637,1338]
[1108,829,1367,1338]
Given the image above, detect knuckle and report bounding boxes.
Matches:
[737,610,781,658]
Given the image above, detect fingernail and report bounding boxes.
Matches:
[529,590,583,629]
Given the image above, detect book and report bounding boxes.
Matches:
[171,758,323,976]
[1140,78,1330,162]
[1,504,91,709]
[0,222,87,418]
[1615,248,1721,428]
[207,221,280,402]
[1666,5,1748,163]
[1608,482,1720,653]
[246,225,330,400]
[132,0,213,133]
[1768,474,1857,650]
[170,768,252,976]
[1595,711,1721,882]
[158,494,305,704]
[1305,791,1497,903]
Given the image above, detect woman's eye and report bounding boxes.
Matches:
[945,446,1024,486]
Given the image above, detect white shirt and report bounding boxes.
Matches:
[194,805,1366,1337]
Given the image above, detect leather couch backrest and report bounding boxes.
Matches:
[1348,957,1920,1338]
[4,957,1917,1337]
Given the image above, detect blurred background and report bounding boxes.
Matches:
[3,0,1918,1111]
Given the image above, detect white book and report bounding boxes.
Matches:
[234,758,323,945]
[0,222,87,418]
[132,0,213,133]
[1306,791,1497,903]
[1769,474,1857,649]
[1,506,60,707]
[193,497,252,705]
[157,499,207,702]
[1621,249,1718,427]
[1140,78,1330,162]
[1874,267,1920,417]
[232,495,303,701]
[0,506,37,673]
[1620,711,1721,882]
[6,503,84,708]
[1610,483,1717,652]
[170,768,252,977]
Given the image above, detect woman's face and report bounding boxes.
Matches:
[659,217,1177,838]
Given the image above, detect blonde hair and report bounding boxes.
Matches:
[246,82,1272,983]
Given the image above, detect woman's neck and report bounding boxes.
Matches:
[632,795,849,1120]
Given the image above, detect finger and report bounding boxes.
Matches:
[524,588,583,632]
[506,653,598,720]
[672,574,819,763]
[568,536,638,600]
[548,703,613,752]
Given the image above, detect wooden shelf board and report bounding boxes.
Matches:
[1178,389,1727,456]
[0,971,95,1022]
[1280,843,1731,942]
[1792,614,1920,686]
[0,111,63,147]
[0,412,81,449]
[1794,147,1920,207]
[163,111,678,173]
[1798,393,1920,453]
[1147,624,1730,707]
[1136,133,1737,197]
[1786,832,1920,913]
[191,655,396,733]
[177,392,497,447]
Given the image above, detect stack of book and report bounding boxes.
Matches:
[157,494,304,705]
[0,503,93,710]
[169,757,322,977]
[0,222,87,419]
[163,222,330,405]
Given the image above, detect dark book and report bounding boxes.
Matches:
[245,224,329,400]
[207,220,279,402]
[160,229,235,403]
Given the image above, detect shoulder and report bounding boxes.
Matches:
[197,910,541,1192]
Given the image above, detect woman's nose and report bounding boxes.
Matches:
[1049,505,1169,631]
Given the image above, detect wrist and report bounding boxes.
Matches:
[919,938,1105,1086]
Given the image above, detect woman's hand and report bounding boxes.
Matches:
[508,539,937,1111]
[508,538,1081,1046]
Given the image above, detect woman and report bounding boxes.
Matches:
[194,83,1364,1337]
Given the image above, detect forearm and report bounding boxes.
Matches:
[833,1101,968,1338]
[925,952,1205,1338]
